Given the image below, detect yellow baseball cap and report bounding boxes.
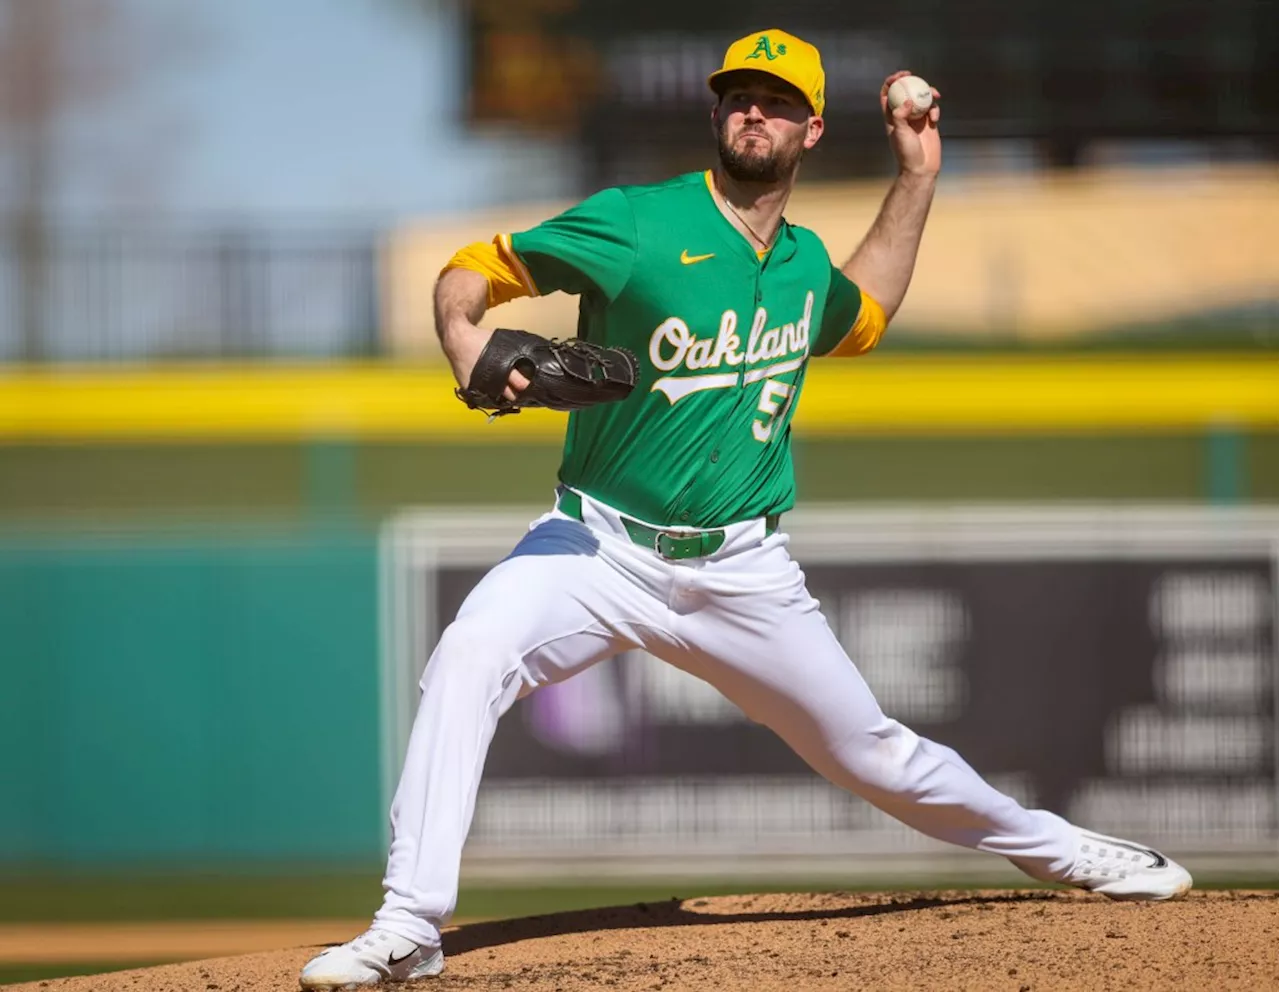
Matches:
[707,29,825,116]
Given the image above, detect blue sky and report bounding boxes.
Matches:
[46,0,576,220]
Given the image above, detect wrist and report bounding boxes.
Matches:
[895,168,938,189]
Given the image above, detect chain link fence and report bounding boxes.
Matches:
[0,222,380,363]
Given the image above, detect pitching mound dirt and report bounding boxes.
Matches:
[10,889,1277,992]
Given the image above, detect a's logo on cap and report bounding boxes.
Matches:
[746,35,787,61]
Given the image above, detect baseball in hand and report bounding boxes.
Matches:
[887,75,933,119]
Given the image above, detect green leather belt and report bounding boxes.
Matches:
[556,489,780,560]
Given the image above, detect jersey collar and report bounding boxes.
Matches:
[700,170,797,266]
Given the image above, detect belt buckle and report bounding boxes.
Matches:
[652,529,689,560]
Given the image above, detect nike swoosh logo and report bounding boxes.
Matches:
[388,948,418,967]
[680,249,715,265]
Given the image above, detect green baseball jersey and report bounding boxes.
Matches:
[509,170,864,529]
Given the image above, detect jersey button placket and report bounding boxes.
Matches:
[754,245,767,304]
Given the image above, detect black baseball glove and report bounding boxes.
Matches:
[455,329,638,418]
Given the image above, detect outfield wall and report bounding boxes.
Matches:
[4,503,1272,872]
[0,354,1273,524]
[0,527,383,866]
[1,355,1274,870]
[2,355,1273,441]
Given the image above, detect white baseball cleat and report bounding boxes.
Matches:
[1062,830,1193,900]
[1055,830,1193,901]
[299,928,444,988]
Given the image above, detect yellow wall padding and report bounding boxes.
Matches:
[0,355,1272,441]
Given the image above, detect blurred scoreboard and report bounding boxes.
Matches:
[382,505,1277,867]
[464,0,1277,182]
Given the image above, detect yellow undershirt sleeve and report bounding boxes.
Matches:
[825,289,888,358]
[440,235,539,309]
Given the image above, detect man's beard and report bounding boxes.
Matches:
[717,120,803,183]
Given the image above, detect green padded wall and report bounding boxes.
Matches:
[0,526,383,866]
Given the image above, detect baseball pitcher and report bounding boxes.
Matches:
[302,29,1191,989]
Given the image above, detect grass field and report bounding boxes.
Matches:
[4,872,1276,925]
[1,432,1276,525]
[0,961,160,986]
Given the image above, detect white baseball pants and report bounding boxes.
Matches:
[374,490,1079,946]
